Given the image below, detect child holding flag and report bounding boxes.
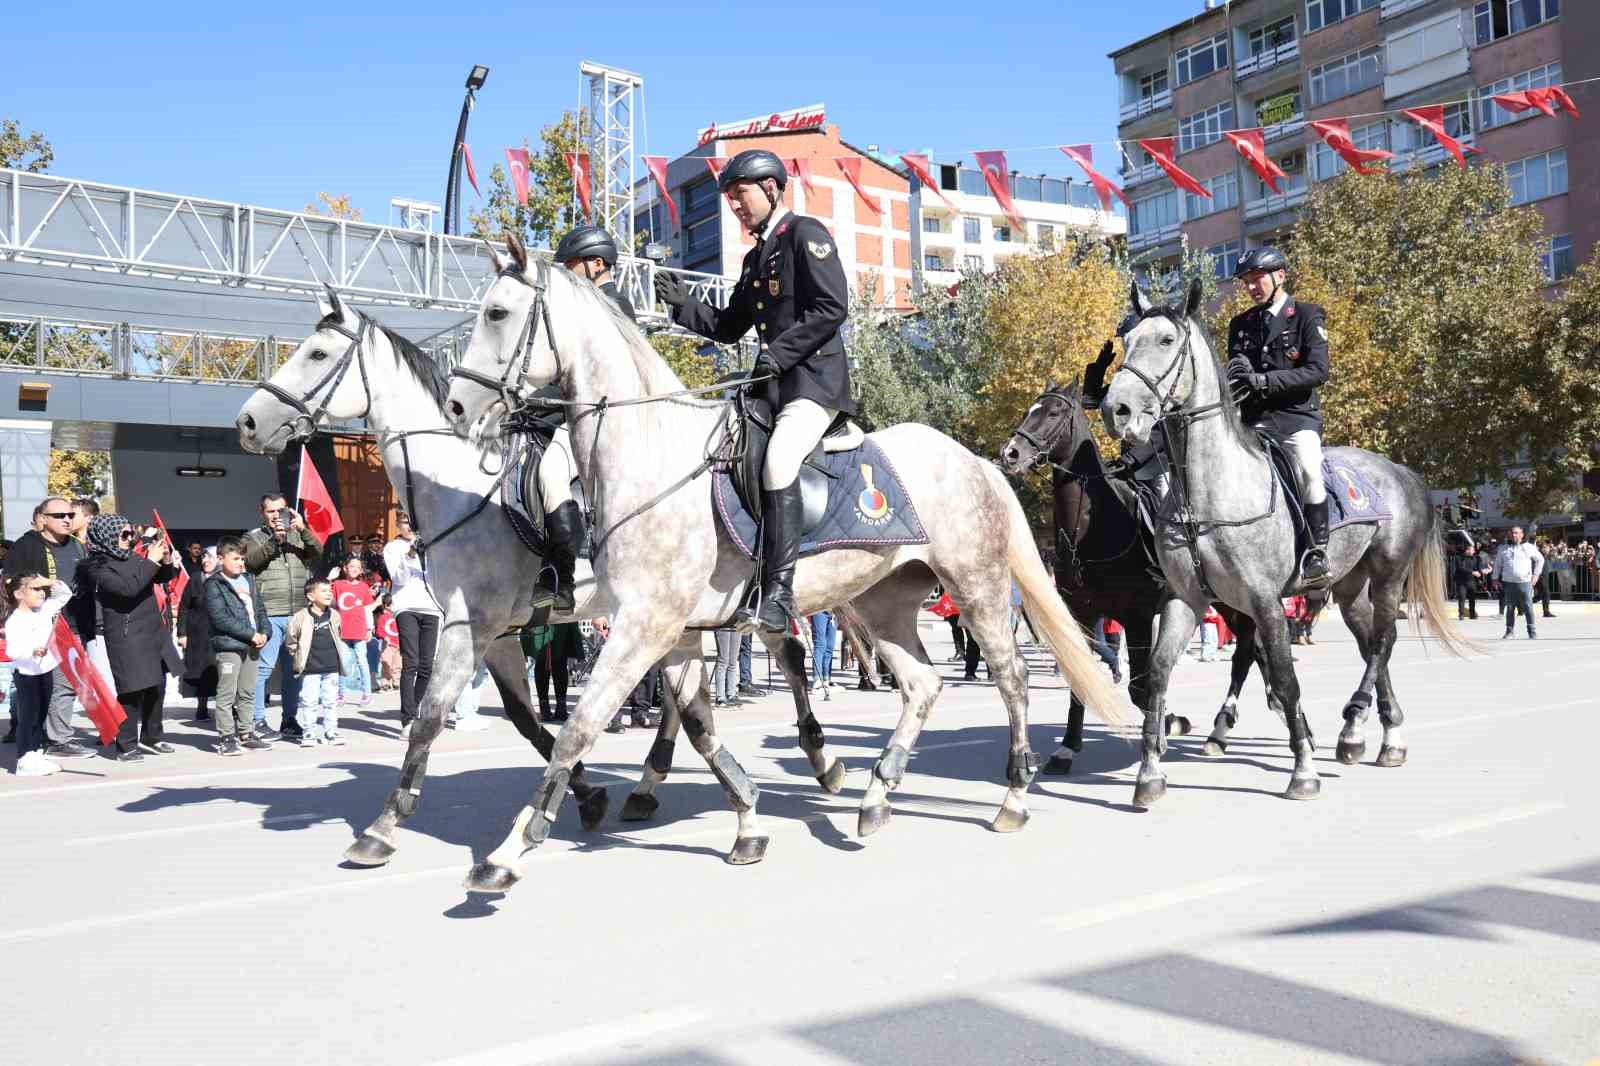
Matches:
[3,573,72,776]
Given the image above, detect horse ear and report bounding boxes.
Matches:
[318,283,345,322]
[1185,276,1204,318]
[1045,376,1057,391]
[505,230,530,275]
[487,240,510,275]
[1130,280,1151,317]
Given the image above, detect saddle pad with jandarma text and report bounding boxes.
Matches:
[1324,458,1391,531]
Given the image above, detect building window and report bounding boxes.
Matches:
[939,164,959,191]
[684,216,718,256]
[963,216,982,243]
[923,253,947,271]
[1506,148,1568,206]
[1392,101,1472,156]
[1307,0,1378,33]
[1479,62,1562,129]
[1179,103,1235,153]
[958,168,991,197]
[963,254,984,271]
[1309,45,1384,106]
[993,223,1013,243]
[1208,240,1243,280]
[1130,190,1180,236]
[1256,89,1304,137]
[922,215,943,234]
[1474,0,1560,45]
[1542,234,1573,281]
[1012,175,1043,202]
[1037,225,1055,250]
[1186,171,1239,218]
[1249,16,1296,56]
[683,178,718,220]
[1254,158,1307,201]
[1139,68,1170,102]
[1312,120,1389,179]
[1175,33,1229,86]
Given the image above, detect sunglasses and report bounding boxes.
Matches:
[117,529,136,540]
[43,511,74,520]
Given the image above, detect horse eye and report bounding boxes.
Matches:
[487,307,509,323]
[310,349,328,361]
[1161,335,1175,347]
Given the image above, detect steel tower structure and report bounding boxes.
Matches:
[580,61,643,253]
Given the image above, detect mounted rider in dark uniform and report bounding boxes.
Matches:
[1223,246,1332,590]
[653,148,853,634]
[529,224,638,612]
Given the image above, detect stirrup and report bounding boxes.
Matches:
[1299,549,1331,590]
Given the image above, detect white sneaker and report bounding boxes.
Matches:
[451,716,489,733]
[16,751,62,777]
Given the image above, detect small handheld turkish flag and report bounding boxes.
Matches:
[296,445,345,543]
[49,617,125,745]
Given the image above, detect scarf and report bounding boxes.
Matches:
[87,514,133,560]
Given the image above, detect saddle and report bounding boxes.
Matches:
[730,384,864,535]
[1256,431,1312,560]
[502,431,592,559]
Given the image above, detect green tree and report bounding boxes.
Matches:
[304,192,362,220]
[1,118,52,171]
[467,110,592,249]
[49,450,109,500]
[648,333,717,389]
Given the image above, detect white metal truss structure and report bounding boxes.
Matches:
[1,313,297,382]
[581,61,642,253]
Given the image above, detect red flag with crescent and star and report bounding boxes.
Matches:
[1137,138,1210,199]
[1224,129,1287,192]
[642,156,679,228]
[49,617,125,745]
[1059,145,1130,213]
[296,446,345,544]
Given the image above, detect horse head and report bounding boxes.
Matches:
[237,286,375,455]
[999,377,1090,475]
[1102,277,1218,447]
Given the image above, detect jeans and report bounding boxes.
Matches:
[738,634,754,687]
[1502,581,1536,636]
[396,611,441,726]
[342,638,373,696]
[298,672,340,740]
[365,637,383,686]
[13,671,51,758]
[254,616,299,730]
[810,612,837,684]
[1199,620,1218,660]
[213,650,259,741]
[453,663,489,719]
[711,629,739,702]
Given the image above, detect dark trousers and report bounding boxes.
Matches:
[396,611,440,726]
[627,664,661,711]
[1536,577,1552,614]
[115,685,165,753]
[948,615,966,657]
[963,626,983,677]
[535,651,569,716]
[13,671,52,758]
[1454,578,1478,618]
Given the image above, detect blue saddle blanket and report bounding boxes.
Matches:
[713,438,929,559]
[1324,458,1390,530]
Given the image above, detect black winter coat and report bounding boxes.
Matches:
[177,573,215,679]
[81,554,184,695]
[205,571,269,656]
[1227,298,1329,437]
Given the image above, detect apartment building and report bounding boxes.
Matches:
[1109,0,1597,287]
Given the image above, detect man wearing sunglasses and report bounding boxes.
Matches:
[2,496,96,757]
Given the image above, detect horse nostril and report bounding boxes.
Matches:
[447,399,464,419]
[1113,403,1132,423]
[1002,446,1018,462]
[240,413,256,432]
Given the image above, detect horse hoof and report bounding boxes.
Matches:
[1042,753,1074,775]
[858,803,892,838]
[1201,739,1226,757]
[619,792,659,823]
[990,806,1030,833]
[463,862,520,894]
[1165,715,1193,737]
[726,836,769,865]
[817,759,847,795]
[1376,746,1408,768]
[1336,738,1367,765]
[343,833,396,867]
[578,788,610,831]
[1132,777,1167,809]
[1283,775,1322,801]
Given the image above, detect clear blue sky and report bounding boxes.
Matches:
[7,0,1207,224]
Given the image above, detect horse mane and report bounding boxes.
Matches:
[542,264,704,401]
[1135,300,1259,454]
[373,320,452,412]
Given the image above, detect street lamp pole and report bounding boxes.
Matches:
[444,65,490,236]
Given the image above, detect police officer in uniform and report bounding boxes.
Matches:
[653,149,853,633]
[1224,246,1332,589]
[529,225,639,612]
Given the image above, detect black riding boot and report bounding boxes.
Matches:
[1301,499,1331,590]
[754,481,803,633]
[532,500,582,612]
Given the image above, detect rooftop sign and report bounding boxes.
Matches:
[697,104,826,146]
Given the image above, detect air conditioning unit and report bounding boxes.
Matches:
[1279,151,1305,173]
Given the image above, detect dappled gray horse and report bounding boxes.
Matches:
[1101,280,1474,805]
[234,288,845,872]
[442,236,1131,893]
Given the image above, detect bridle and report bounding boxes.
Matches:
[448,260,561,413]
[253,313,374,443]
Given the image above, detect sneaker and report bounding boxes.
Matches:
[1502,631,1513,640]
[451,716,489,733]
[281,730,305,744]
[605,714,627,734]
[326,733,348,747]
[16,751,62,777]
[114,749,144,762]
[299,735,319,748]
[253,725,280,742]
[195,709,211,722]
[217,736,242,757]
[45,740,92,759]
[240,734,270,751]
[737,684,761,698]
[139,741,176,755]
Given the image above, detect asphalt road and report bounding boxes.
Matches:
[3,605,1597,1066]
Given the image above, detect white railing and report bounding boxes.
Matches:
[0,314,298,382]
[1391,132,1478,174]
[1126,222,1181,252]
[1236,40,1300,79]
[1381,0,1434,18]
[1263,117,1307,143]
[1119,89,1172,123]
[1244,186,1309,219]
[1121,161,1165,188]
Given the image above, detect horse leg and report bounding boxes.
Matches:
[676,674,770,865]
[620,636,701,822]
[1335,585,1378,766]
[1204,610,1254,757]
[1253,606,1319,800]
[465,615,683,893]
[483,636,608,831]
[762,630,847,793]
[1133,597,1197,808]
[1045,695,1085,775]
[1369,596,1408,767]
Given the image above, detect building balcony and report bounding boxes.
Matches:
[1391,132,1477,174]
[1235,40,1299,81]
[1127,222,1181,253]
[919,227,959,246]
[1119,90,1172,124]
[1262,118,1306,144]
[1381,0,1437,18]
[1121,160,1165,190]
[1243,186,1308,220]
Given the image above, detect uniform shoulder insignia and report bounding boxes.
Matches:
[806,239,834,259]
[776,220,791,236]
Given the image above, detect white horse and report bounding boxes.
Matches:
[442,235,1131,893]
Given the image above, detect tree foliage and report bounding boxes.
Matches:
[648,333,717,390]
[848,273,990,439]
[1,118,52,172]
[467,110,592,250]
[304,192,362,220]
[49,450,109,500]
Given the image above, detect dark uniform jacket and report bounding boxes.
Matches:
[1449,549,1481,586]
[600,280,637,325]
[674,211,855,415]
[1226,297,1329,437]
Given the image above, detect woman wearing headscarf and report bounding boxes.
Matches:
[177,545,219,722]
[79,515,184,761]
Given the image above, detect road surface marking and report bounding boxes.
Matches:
[1409,699,1593,735]
[1506,876,1600,904]
[1045,875,1265,933]
[424,1006,716,1066]
[1415,802,1566,841]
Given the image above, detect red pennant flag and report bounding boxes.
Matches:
[505,147,531,206]
[1059,145,1130,213]
[835,157,881,216]
[705,156,728,181]
[786,158,817,198]
[1532,86,1581,119]
[563,152,593,220]
[1309,119,1393,175]
[1492,90,1557,118]
[1137,138,1210,198]
[972,150,1025,228]
[641,155,679,228]
[899,153,959,212]
[50,616,125,745]
[1402,106,1477,170]
[461,142,479,195]
[150,509,188,614]
[1224,129,1287,193]
[129,534,171,616]
[296,445,345,543]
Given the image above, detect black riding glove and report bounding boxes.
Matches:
[1225,355,1265,403]
[1081,340,1116,410]
[653,271,687,309]
[752,352,778,379]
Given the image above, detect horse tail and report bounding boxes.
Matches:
[1407,510,1481,659]
[988,465,1135,731]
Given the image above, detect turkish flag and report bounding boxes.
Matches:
[461,142,480,195]
[1060,145,1130,213]
[1492,90,1558,118]
[1402,107,1477,170]
[927,592,959,619]
[296,445,345,543]
[564,152,593,220]
[836,156,881,216]
[1309,119,1393,175]
[1138,138,1210,198]
[150,509,188,614]
[973,149,1025,228]
[49,616,125,745]
[1225,129,1287,193]
[505,147,532,205]
[786,158,817,198]
[641,155,679,228]
[1541,86,1580,119]
[900,153,959,212]
[705,156,728,181]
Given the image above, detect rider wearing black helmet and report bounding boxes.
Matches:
[528,224,640,612]
[654,148,853,634]
[1224,245,1333,590]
